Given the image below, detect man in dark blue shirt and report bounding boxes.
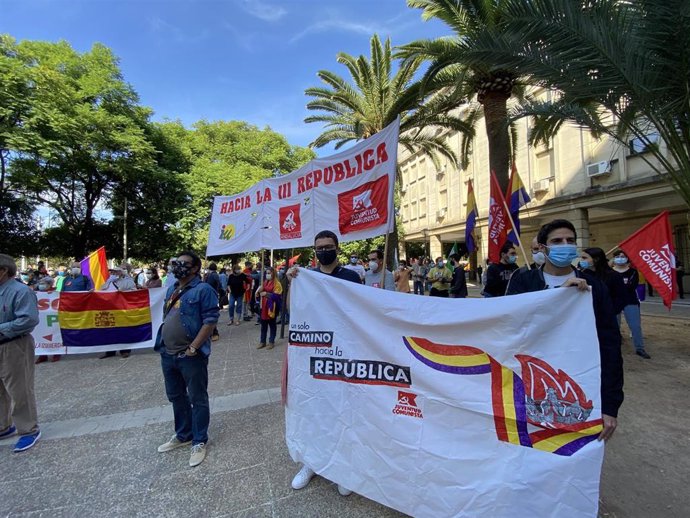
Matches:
[61,261,91,292]
[286,230,359,496]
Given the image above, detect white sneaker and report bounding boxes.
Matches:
[189,443,207,467]
[337,484,352,496]
[157,434,192,453]
[291,465,315,490]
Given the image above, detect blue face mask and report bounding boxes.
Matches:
[546,244,578,267]
[613,257,628,265]
[57,271,65,277]
[507,255,518,265]
[579,260,592,270]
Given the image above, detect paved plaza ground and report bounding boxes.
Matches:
[1,286,689,517]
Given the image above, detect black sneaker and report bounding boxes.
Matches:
[636,350,651,359]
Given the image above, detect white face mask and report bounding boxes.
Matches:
[532,251,546,265]
[368,261,379,271]
[265,273,272,280]
[38,283,48,291]
[71,268,81,276]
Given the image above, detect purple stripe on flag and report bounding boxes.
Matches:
[61,324,152,347]
[512,372,532,447]
[553,433,599,457]
[405,341,491,375]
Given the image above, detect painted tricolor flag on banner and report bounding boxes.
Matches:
[58,290,153,347]
[618,211,677,309]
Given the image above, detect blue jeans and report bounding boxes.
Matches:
[413,280,424,295]
[260,318,277,344]
[228,293,243,321]
[618,304,644,351]
[161,352,209,445]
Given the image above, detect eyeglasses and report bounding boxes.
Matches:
[171,260,191,267]
[315,245,337,252]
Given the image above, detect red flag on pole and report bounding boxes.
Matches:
[487,171,512,263]
[618,211,677,309]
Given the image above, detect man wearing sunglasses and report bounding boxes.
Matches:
[154,251,219,467]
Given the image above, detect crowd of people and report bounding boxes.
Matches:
[0,217,677,479]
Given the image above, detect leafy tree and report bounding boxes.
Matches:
[108,121,192,261]
[179,120,314,250]
[398,0,528,193]
[3,37,157,258]
[460,0,690,207]
[305,34,468,267]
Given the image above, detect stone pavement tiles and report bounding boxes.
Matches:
[0,312,405,518]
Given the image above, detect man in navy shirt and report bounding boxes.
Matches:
[286,230,359,495]
[61,261,91,292]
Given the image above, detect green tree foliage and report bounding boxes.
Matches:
[2,37,159,258]
[178,120,314,250]
[398,0,528,193]
[460,0,690,208]
[305,34,467,267]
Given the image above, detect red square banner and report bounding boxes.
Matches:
[337,175,389,235]
[279,203,302,240]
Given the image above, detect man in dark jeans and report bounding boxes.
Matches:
[154,251,219,467]
[203,263,221,341]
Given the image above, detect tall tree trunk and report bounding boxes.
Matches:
[483,92,511,194]
[0,149,7,193]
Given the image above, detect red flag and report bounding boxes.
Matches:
[618,211,677,309]
[288,254,301,267]
[487,171,512,263]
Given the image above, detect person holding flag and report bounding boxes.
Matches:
[612,250,650,359]
[61,262,92,292]
[483,242,519,297]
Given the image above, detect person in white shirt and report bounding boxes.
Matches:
[343,253,365,283]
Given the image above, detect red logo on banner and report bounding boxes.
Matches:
[338,175,389,235]
[393,390,423,418]
[619,211,677,309]
[488,171,511,263]
[279,203,302,240]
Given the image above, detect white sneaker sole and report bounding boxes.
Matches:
[13,430,41,452]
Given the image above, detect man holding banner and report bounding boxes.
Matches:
[506,219,624,439]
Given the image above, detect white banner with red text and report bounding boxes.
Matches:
[32,288,165,355]
[286,269,605,518]
[206,118,399,255]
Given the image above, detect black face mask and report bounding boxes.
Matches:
[172,262,193,279]
[316,249,337,266]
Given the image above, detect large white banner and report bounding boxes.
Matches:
[206,118,399,256]
[32,288,166,355]
[286,270,605,518]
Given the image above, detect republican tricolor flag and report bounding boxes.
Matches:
[506,163,530,245]
[58,290,153,348]
[465,180,478,253]
[80,247,109,291]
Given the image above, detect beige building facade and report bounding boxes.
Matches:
[398,99,690,293]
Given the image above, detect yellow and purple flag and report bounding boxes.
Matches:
[58,290,153,348]
[80,247,109,291]
[506,163,530,244]
[465,180,478,253]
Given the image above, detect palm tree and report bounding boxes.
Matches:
[397,0,526,193]
[305,34,471,266]
[457,0,690,208]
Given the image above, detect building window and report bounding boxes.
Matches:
[629,133,660,155]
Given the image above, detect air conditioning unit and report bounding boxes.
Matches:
[586,161,611,177]
[532,179,550,193]
[436,208,447,219]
